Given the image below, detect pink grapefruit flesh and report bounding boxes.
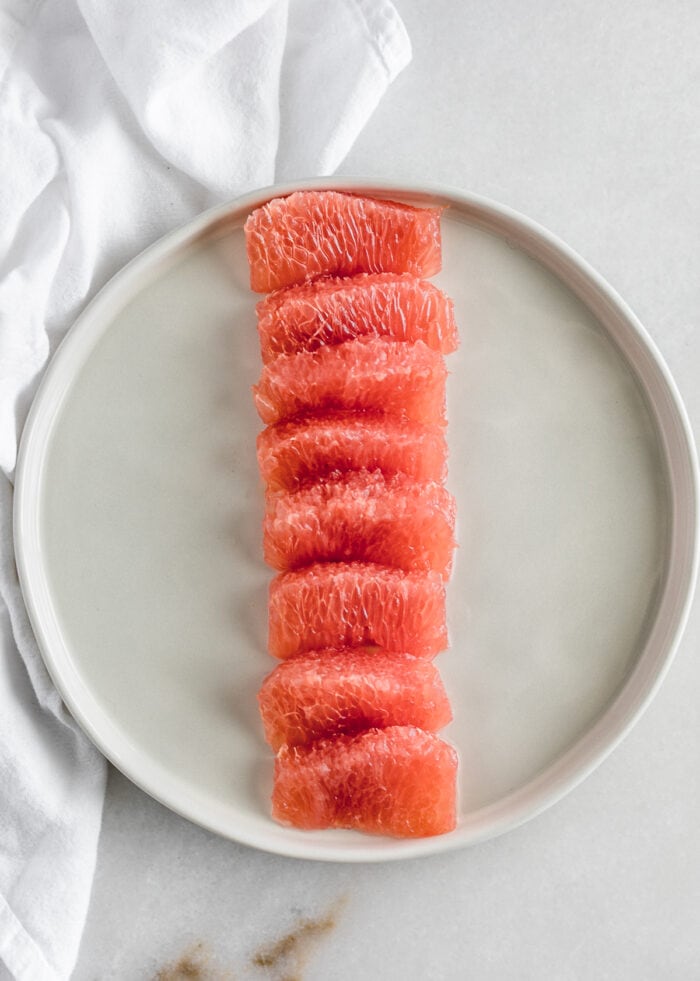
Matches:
[256,272,458,363]
[258,648,452,751]
[263,470,456,578]
[257,411,448,492]
[245,191,443,293]
[272,726,458,838]
[253,337,447,426]
[267,561,447,660]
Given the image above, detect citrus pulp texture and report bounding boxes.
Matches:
[245,191,443,293]
[263,470,456,577]
[267,561,447,660]
[253,336,447,426]
[272,726,458,838]
[258,649,452,751]
[245,191,458,840]
[256,411,448,492]
[256,272,458,363]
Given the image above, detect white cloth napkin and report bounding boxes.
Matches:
[0,2,411,977]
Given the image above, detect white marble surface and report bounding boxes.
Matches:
[74,2,700,978]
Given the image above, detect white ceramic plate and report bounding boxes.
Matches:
[14,181,698,861]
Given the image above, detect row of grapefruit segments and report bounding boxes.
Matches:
[245,191,459,839]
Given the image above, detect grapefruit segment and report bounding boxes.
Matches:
[272,726,458,837]
[263,470,456,578]
[256,272,458,362]
[257,412,448,492]
[245,191,443,293]
[253,337,447,426]
[268,561,447,660]
[258,648,452,751]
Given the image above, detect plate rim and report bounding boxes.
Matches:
[13,179,700,862]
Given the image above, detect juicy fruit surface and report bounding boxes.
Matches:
[256,272,458,363]
[264,470,456,577]
[272,726,458,838]
[257,411,448,491]
[268,561,447,660]
[245,191,443,293]
[253,337,447,426]
[258,648,452,751]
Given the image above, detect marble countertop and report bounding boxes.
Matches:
[74,2,700,978]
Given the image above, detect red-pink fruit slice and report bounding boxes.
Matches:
[263,470,456,578]
[256,272,458,363]
[245,191,443,293]
[272,726,458,838]
[257,411,448,492]
[268,562,447,660]
[253,337,447,426]
[258,648,453,751]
